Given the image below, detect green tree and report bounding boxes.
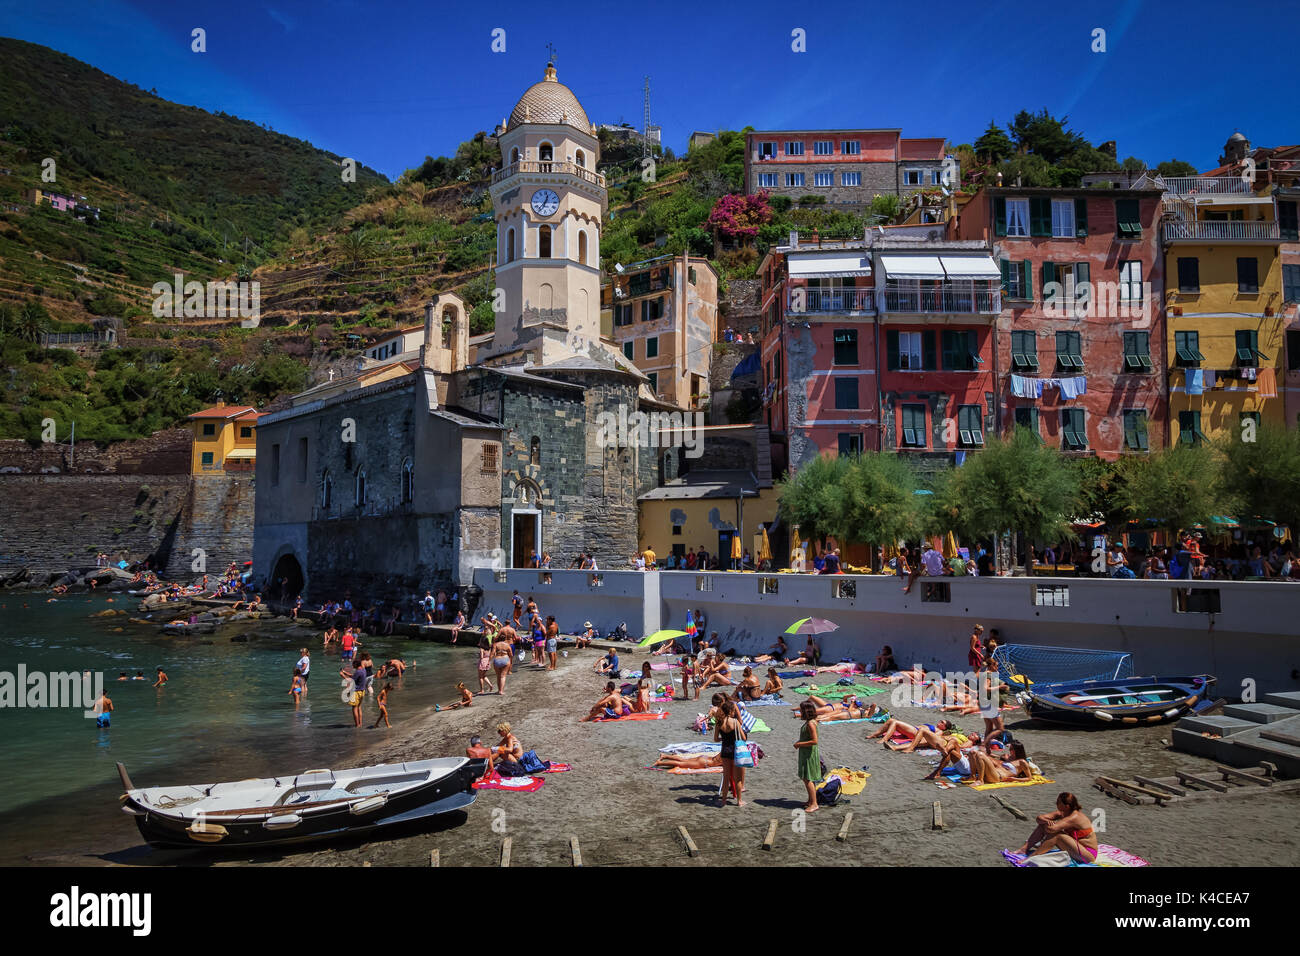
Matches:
[944,429,1080,573]
[1156,159,1198,177]
[1117,443,1234,536]
[974,121,1013,164]
[1219,424,1300,529]
[776,454,853,548]
[13,301,50,342]
[869,193,902,221]
[1121,156,1147,172]
[842,452,922,547]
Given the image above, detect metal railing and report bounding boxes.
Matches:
[1161,176,1254,196]
[1163,220,1281,241]
[880,282,1001,314]
[788,288,875,313]
[492,160,605,188]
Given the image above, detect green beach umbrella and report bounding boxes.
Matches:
[638,629,688,648]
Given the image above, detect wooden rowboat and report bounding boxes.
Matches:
[117,756,486,849]
[1015,675,1217,727]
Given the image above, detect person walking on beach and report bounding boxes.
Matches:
[714,699,748,807]
[372,683,392,728]
[476,636,494,693]
[511,590,523,626]
[491,633,514,695]
[795,700,821,812]
[342,659,367,727]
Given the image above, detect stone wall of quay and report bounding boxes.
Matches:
[0,429,191,475]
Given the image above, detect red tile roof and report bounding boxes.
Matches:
[188,405,258,420]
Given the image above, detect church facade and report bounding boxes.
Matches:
[253,64,669,600]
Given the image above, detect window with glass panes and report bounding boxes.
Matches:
[814,171,832,187]
[785,142,804,156]
[1123,331,1152,371]
[813,141,833,155]
[941,330,977,370]
[838,433,863,457]
[646,336,659,359]
[900,404,926,447]
[1174,330,1204,366]
[1177,257,1200,293]
[1014,406,1040,437]
[1000,259,1031,298]
[841,171,860,186]
[1119,261,1143,303]
[957,405,984,447]
[1237,257,1259,293]
[842,140,860,155]
[833,329,858,365]
[785,173,805,187]
[1285,264,1300,303]
[1123,410,1149,451]
[1178,410,1206,446]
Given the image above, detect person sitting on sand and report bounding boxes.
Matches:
[732,666,762,701]
[439,681,473,710]
[580,681,623,722]
[466,735,494,778]
[653,752,724,771]
[576,621,596,649]
[595,647,620,676]
[925,734,978,780]
[761,668,783,697]
[699,656,735,689]
[875,645,898,674]
[493,723,526,776]
[754,636,789,664]
[799,694,881,721]
[1012,792,1098,862]
[867,717,955,744]
[630,679,652,713]
[967,742,1036,785]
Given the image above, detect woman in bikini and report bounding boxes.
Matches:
[798,694,880,721]
[491,634,514,695]
[494,723,526,776]
[714,698,747,807]
[732,666,762,701]
[761,668,783,697]
[868,717,955,745]
[894,722,976,753]
[653,752,724,771]
[700,656,735,689]
[1013,792,1099,863]
[875,645,898,675]
[968,741,1036,785]
[630,679,652,713]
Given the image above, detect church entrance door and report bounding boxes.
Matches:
[512,510,540,568]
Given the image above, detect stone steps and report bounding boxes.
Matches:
[1173,692,1300,778]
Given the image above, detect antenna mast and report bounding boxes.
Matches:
[642,76,651,159]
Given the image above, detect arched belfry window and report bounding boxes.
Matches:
[506,227,516,263]
[575,149,586,168]
[510,146,520,165]
[402,458,414,503]
[530,436,541,466]
[538,142,553,162]
[578,229,588,265]
[538,224,551,258]
[355,468,367,507]
[321,470,332,509]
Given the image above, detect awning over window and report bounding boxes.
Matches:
[788,253,871,278]
[225,448,256,459]
[879,255,945,279]
[940,255,1001,278]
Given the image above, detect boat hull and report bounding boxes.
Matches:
[1018,675,1216,727]
[123,758,486,850]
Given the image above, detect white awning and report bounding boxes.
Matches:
[940,255,1001,278]
[224,448,256,459]
[879,255,945,279]
[788,253,871,278]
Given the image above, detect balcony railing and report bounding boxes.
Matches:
[787,288,875,313]
[1161,176,1254,196]
[492,160,605,188]
[1163,220,1281,241]
[880,282,1001,314]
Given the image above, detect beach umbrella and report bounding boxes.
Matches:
[637,629,688,648]
[757,527,772,564]
[685,610,697,638]
[943,531,958,559]
[785,617,839,635]
[731,535,742,560]
[791,528,802,555]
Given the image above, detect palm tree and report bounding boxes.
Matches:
[13,301,50,342]
[336,230,373,270]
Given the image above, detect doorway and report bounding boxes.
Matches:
[512,509,540,568]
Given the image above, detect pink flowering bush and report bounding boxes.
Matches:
[705,191,774,241]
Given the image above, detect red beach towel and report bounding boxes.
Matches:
[474,771,545,792]
[592,711,670,722]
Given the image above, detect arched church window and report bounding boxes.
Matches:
[510,146,520,165]
[538,224,551,258]
[530,436,541,466]
[575,149,586,168]
[538,142,553,162]
[402,459,414,503]
[321,470,332,510]
[506,227,516,263]
[578,229,588,265]
[355,469,367,508]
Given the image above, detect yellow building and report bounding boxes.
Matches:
[188,404,260,474]
[1163,138,1286,444]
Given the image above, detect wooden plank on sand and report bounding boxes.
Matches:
[1175,771,1229,793]
[677,825,700,857]
[836,812,853,842]
[429,849,439,867]
[1134,775,1186,796]
[1093,776,1142,805]
[932,800,944,830]
[1098,776,1174,802]
[992,795,1027,820]
[570,835,582,867]
[500,837,512,867]
[762,819,778,851]
[1215,765,1273,787]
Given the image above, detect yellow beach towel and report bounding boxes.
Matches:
[819,768,870,795]
[966,775,1054,791]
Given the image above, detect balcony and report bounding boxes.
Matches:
[492,160,605,188]
[1162,220,1281,242]
[1162,176,1254,196]
[880,281,1000,315]
[787,288,875,314]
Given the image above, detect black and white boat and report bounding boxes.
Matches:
[117,757,486,849]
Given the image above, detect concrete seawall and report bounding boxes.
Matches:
[474,568,1300,695]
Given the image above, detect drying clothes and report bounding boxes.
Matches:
[1056,376,1087,400]
[1010,374,1040,398]
[1242,367,1257,381]
[1202,369,1216,390]
[1186,368,1204,396]
[1256,366,1277,399]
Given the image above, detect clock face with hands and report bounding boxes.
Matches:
[531,189,560,217]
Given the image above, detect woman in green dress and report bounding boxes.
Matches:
[794,699,821,812]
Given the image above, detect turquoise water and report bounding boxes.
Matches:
[0,592,480,863]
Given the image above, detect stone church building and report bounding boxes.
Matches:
[253,64,683,600]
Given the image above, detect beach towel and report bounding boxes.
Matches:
[473,771,545,793]
[792,682,887,700]
[739,694,786,706]
[1001,845,1148,868]
[817,768,870,795]
[818,712,890,726]
[660,742,721,754]
[592,711,670,722]
[666,765,722,774]
[967,774,1054,791]
[542,763,572,773]
[779,670,817,678]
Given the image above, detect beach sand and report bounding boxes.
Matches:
[163,646,1300,868]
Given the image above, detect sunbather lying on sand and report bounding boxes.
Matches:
[879,665,926,684]
[652,752,724,771]
[894,723,977,753]
[867,717,955,745]
[968,742,1035,784]
[798,695,882,721]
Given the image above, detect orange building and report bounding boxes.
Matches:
[188,404,259,473]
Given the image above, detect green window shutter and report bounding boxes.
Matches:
[1116,199,1140,238]
[1235,330,1254,364]
[1074,197,1088,236]
[1042,261,1057,295]
[1021,260,1033,299]
[941,330,955,370]
[1030,197,1052,236]
[999,258,1011,293]
[923,330,938,371]
[887,329,900,371]
[1075,262,1090,297]
[993,197,1007,237]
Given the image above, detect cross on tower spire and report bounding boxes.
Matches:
[545,42,557,65]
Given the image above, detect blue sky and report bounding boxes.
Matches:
[1,0,1294,180]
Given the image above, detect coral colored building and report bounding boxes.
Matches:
[957,183,1166,459]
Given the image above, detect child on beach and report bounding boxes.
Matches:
[439,682,473,711]
[794,700,821,812]
[372,683,392,728]
[678,656,695,700]
[477,637,493,693]
[289,668,305,709]
[153,666,168,688]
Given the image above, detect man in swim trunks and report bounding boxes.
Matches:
[341,659,367,727]
[466,735,494,779]
[93,690,113,728]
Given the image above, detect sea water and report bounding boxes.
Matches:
[0,592,480,863]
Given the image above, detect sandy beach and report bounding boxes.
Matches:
[99,640,1290,869]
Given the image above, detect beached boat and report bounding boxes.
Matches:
[117,756,486,849]
[1015,675,1216,726]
